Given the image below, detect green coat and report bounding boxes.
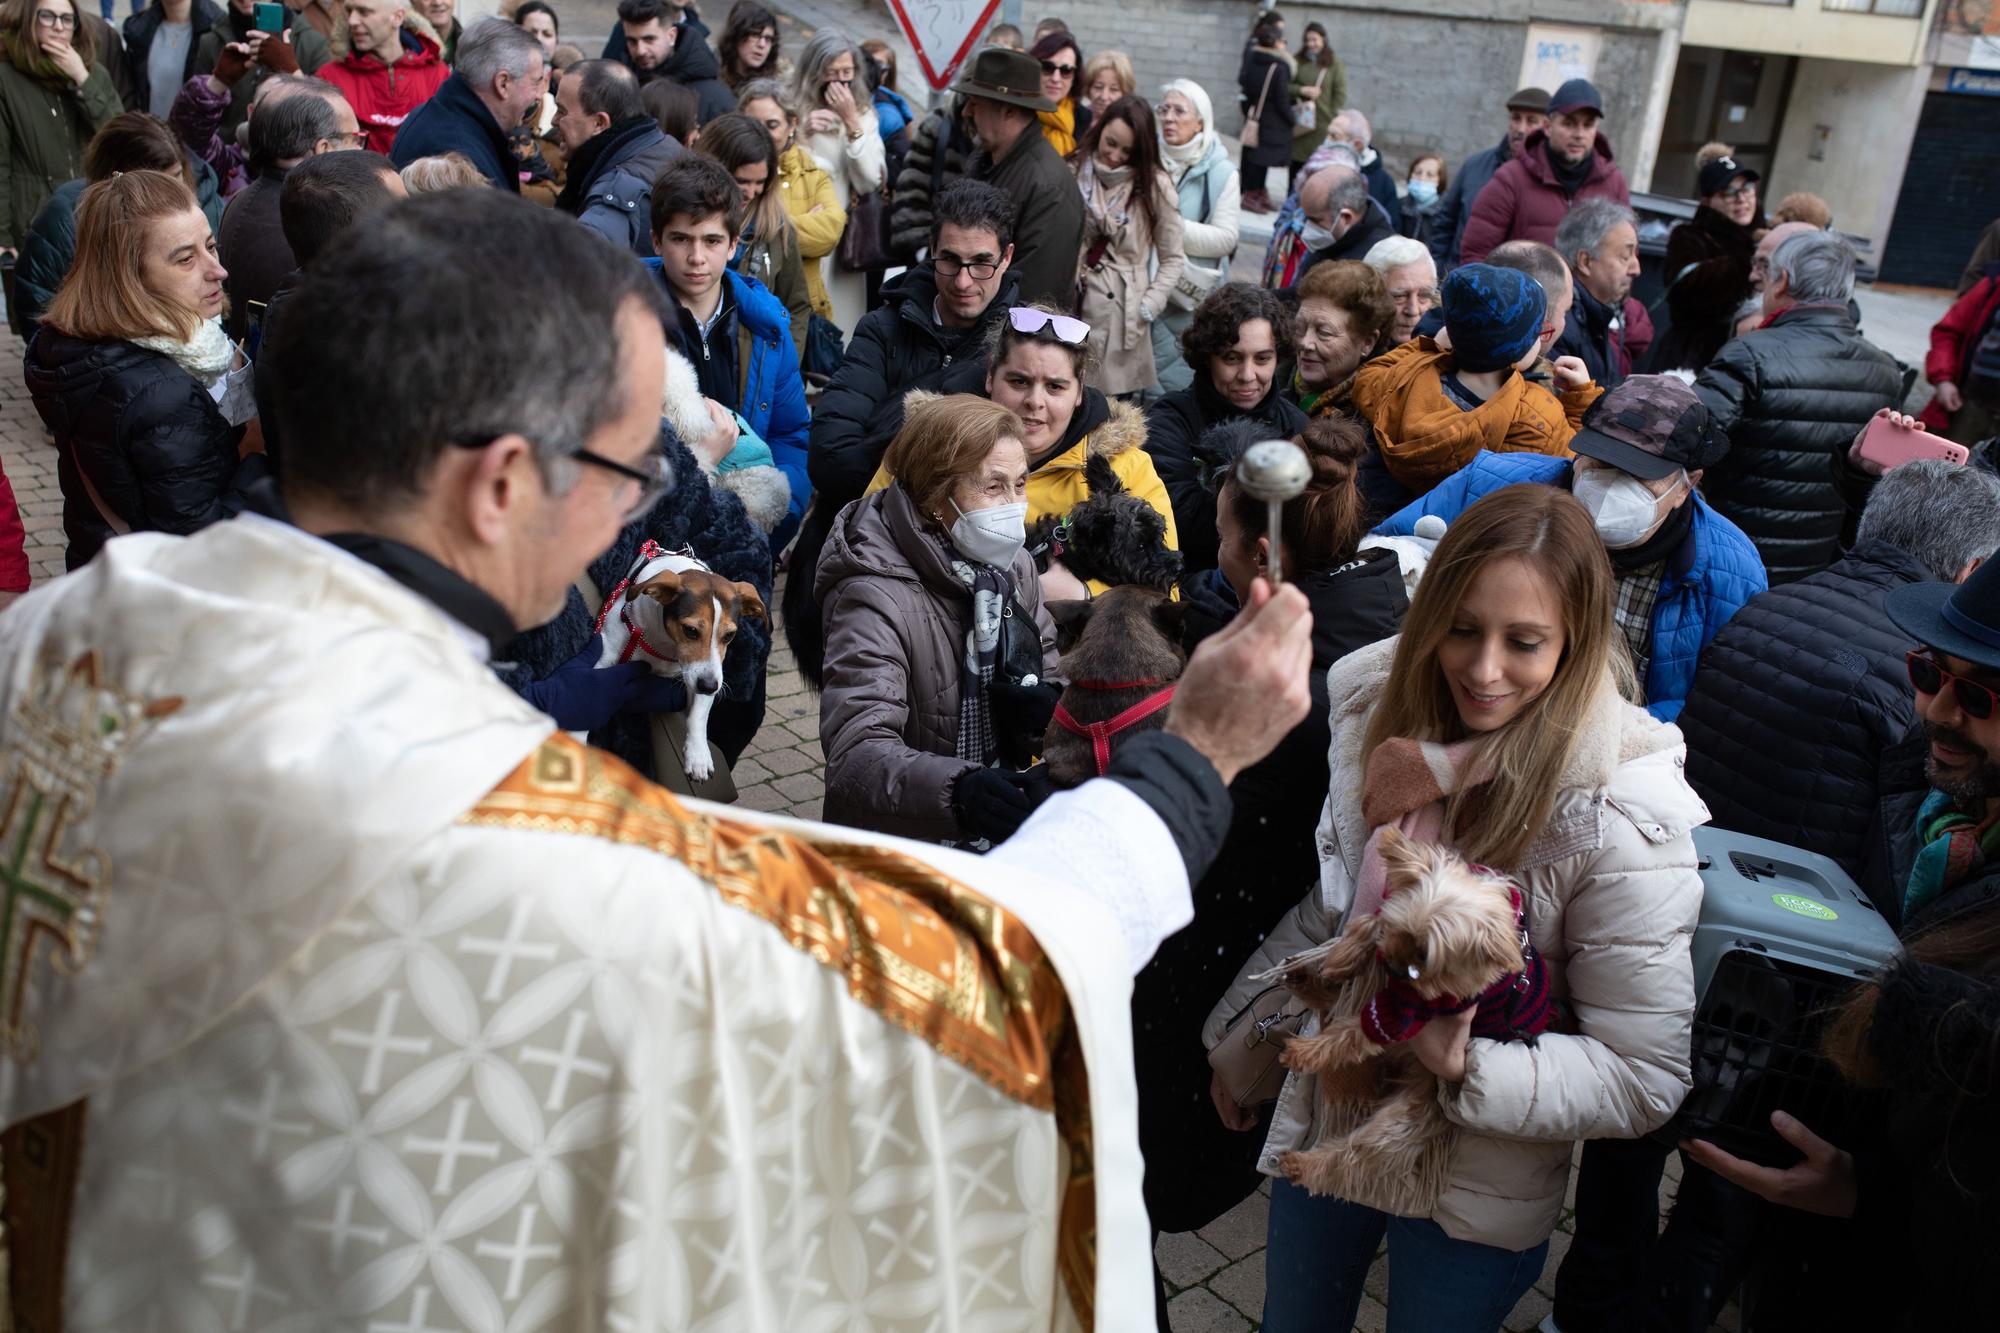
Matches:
[192,15,332,138]
[1289,51,1347,164]
[0,60,122,249]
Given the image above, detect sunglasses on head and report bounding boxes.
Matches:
[1908,650,2000,721]
[1008,307,1089,345]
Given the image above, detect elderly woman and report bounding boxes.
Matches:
[1152,78,1241,395]
[818,393,1063,847]
[786,30,882,334]
[1081,48,1133,121]
[26,169,261,569]
[1293,259,1395,417]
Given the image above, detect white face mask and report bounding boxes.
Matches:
[1301,220,1336,252]
[948,498,1028,568]
[1572,465,1684,549]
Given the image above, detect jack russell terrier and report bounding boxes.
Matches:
[593,540,766,782]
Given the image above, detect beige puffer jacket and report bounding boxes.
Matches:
[1205,636,1709,1252]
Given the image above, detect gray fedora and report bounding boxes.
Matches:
[949,46,1058,113]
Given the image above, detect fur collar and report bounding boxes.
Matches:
[1320,637,1701,882]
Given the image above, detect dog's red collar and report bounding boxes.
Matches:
[1052,684,1177,777]
[595,539,691,665]
[617,602,675,665]
[1069,676,1174,691]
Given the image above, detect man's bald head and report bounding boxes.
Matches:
[1753,221,1816,291]
[1303,164,1366,231]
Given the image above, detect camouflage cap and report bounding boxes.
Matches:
[1569,374,1731,481]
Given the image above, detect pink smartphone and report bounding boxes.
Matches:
[1856,415,1967,471]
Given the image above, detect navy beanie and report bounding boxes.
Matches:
[1442,264,1547,373]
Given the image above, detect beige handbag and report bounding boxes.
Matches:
[574,574,738,803]
[1206,982,1308,1108]
[1240,61,1279,152]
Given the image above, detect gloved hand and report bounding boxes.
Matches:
[213,40,252,87]
[518,635,689,732]
[951,765,1055,845]
[256,31,300,75]
[987,680,1061,770]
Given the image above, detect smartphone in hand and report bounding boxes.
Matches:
[253,2,286,33]
[1855,414,1967,472]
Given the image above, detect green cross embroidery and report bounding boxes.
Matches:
[0,770,98,1063]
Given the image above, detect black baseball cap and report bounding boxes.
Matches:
[1697,154,1762,198]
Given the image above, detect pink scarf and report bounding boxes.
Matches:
[1348,735,1493,921]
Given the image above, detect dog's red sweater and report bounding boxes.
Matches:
[1359,884,1558,1046]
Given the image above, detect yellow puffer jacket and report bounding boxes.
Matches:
[777,145,845,320]
[866,395,1178,596]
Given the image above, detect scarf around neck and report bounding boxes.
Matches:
[1349,734,1495,921]
[1906,790,2000,923]
[131,316,235,385]
[1038,99,1076,157]
[950,556,1014,764]
[1547,139,1593,198]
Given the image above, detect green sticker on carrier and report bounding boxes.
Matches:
[1771,893,1837,921]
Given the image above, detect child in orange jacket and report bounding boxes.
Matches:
[1352,264,1598,495]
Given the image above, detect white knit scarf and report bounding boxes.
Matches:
[131,317,235,386]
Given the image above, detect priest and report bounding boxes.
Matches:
[0,191,1313,1331]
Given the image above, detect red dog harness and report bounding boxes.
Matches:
[1050,677,1178,778]
[592,540,697,666]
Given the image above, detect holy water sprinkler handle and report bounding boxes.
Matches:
[1235,439,1312,586]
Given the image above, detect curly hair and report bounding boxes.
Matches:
[1180,281,1296,370]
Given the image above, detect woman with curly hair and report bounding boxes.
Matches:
[1143,281,1308,569]
[716,0,782,90]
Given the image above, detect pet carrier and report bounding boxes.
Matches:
[1660,827,1900,1166]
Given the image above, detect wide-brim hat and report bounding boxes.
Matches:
[1888,558,2000,673]
[950,46,1057,113]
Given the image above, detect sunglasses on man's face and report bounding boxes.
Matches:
[1908,650,2000,721]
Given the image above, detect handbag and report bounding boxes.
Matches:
[1241,60,1278,152]
[1206,981,1308,1108]
[1072,236,1110,314]
[1294,70,1324,129]
[837,185,894,272]
[1168,171,1229,313]
[803,312,845,385]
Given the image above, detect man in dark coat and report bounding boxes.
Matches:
[389,17,545,191]
[1431,86,1547,270]
[1695,229,1902,585]
[552,59,681,256]
[951,45,1082,310]
[1552,196,1653,388]
[601,0,734,124]
[1461,78,1628,265]
[1679,459,2000,910]
[1294,163,1393,283]
[217,81,357,343]
[1323,108,1397,225]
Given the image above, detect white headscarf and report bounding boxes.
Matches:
[1158,78,1215,174]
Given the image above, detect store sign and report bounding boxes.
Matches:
[1946,66,2000,97]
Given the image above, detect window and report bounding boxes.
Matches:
[1822,0,1922,14]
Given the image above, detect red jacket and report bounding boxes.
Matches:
[317,27,448,156]
[1459,129,1630,266]
[0,459,28,593]
[1920,274,2000,433]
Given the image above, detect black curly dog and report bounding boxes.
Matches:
[1028,452,1183,594]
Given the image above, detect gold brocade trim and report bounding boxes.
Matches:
[460,736,1099,1326]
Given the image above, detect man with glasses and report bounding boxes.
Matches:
[0,186,1318,1331]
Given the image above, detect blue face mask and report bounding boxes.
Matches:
[1408,179,1439,206]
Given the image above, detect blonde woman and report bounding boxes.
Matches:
[1208,484,1705,1331]
[740,77,844,327]
[399,151,489,194]
[1080,48,1132,122]
[786,29,881,333]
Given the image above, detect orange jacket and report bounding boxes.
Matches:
[1350,339,1598,494]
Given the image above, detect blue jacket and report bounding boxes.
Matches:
[389,73,519,193]
[1374,451,1767,721]
[646,262,811,544]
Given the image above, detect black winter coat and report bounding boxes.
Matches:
[496,428,772,778]
[24,328,252,570]
[968,122,1083,310]
[123,0,223,117]
[1295,199,1395,285]
[1136,549,1406,1232]
[1694,304,1902,585]
[387,72,519,192]
[1653,205,1758,372]
[598,16,735,124]
[1678,540,1932,913]
[1236,47,1293,172]
[889,104,971,261]
[1144,374,1308,571]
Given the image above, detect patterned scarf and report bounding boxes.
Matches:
[1905,790,2000,922]
[951,557,1013,764]
[130,317,235,387]
[1349,735,1494,921]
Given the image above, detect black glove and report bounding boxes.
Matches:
[951,765,1055,845]
[518,635,690,732]
[987,680,1062,769]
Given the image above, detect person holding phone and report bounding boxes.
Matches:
[191,0,330,136]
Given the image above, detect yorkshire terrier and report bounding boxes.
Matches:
[1276,828,1557,1198]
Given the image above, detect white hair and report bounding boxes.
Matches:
[1363,235,1434,275]
[1337,107,1370,149]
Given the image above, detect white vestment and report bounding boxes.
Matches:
[0,516,1195,1332]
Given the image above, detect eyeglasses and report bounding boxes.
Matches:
[1388,287,1440,307]
[321,130,370,149]
[34,9,76,28]
[1154,101,1190,118]
[1008,306,1089,344]
[1040,61,1076,77]
[457,435,674,522]
[1908,651,1999,721]
[934,253,1000,280]
[1718,183,1756,201]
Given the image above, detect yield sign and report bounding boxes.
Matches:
[886,0,1004,91]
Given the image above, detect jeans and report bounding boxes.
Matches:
[1262,1179,1549,1333]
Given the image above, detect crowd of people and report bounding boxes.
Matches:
[0,3,1996,1331]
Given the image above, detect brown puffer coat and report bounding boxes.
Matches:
[815,482,1061,842]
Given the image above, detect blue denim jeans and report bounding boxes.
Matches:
[1262,1178,1550,1333]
